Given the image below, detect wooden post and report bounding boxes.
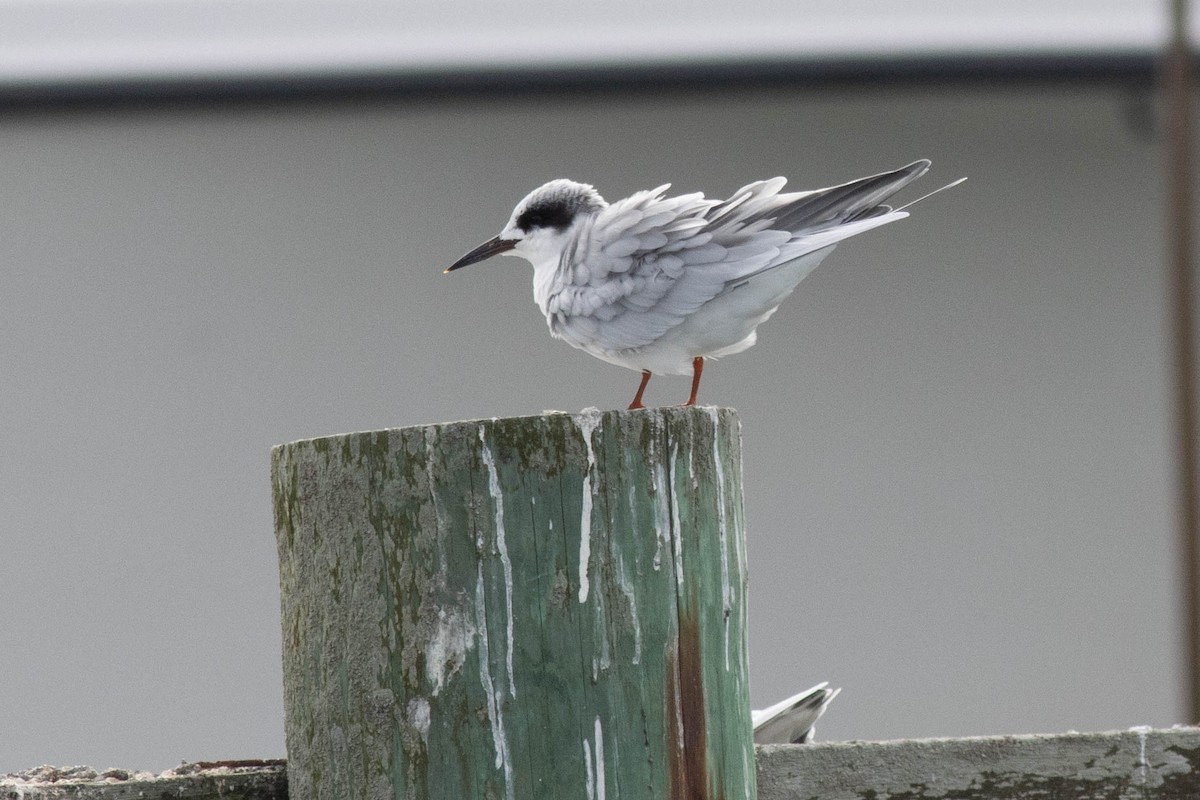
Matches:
[271,407,754,800]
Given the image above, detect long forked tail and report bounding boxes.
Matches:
[772,159,933,231]
[723,159,962,286]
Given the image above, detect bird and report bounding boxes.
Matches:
[444,160,962,409]
[751,682,841,745]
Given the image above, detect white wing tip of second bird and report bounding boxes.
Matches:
[751,681,839,724]
[750,682,842,745]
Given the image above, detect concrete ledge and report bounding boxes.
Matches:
[757,727,1200,800]
[0,761,286,800]
[5,729,1198,798]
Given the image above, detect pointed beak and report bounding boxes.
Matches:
[443,235,517,273]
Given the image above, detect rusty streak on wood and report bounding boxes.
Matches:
[667,596,722,800]
[665,640,688,800]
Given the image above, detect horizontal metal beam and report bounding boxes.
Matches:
[0,51,1162,112]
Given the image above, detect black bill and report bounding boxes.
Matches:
[443,235,517,273]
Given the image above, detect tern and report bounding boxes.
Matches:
[445,160,961,409]
[752,682,841,744]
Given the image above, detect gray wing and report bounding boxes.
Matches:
[547,161,931,353]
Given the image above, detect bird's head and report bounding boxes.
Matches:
[444,179,607,273]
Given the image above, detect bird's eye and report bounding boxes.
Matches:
[525,213,544,228]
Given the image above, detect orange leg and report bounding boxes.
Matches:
[685,357,704,406]
[628,370,652,410]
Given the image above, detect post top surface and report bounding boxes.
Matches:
[271,404,739,454]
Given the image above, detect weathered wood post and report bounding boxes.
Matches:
[271,406,753,800]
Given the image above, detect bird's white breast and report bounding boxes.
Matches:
[530,255,564,318]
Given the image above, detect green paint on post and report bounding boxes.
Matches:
[272,407,754,800]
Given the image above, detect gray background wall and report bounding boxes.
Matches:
[0,80,1181,772]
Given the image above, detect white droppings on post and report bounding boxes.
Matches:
[1131,725,1151,784]
[670,440,684,587]
[475,565,514,800]
[425,604,475,697]
[592,594,611,682]
[651,430,670,571]
[423,427,448,576]
[594,715,607,800]
[726,413,751,678]
[616,550,641,665]
[707,408,732,671]
[669,643,686,755]
[583,737,595,800]
[479,427,516,699]
[577,410,601,603]
[742,744,753,800]
[408,697,431,743]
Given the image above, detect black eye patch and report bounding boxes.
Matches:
[516,200,577,232]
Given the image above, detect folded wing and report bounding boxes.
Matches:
[547,160,932,353]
